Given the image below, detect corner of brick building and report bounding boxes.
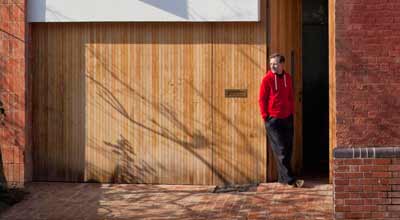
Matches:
[333,0,400,219]
[0,0,31,188]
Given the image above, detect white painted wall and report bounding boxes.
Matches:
[28,0,260,22]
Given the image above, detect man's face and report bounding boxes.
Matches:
[270,57,283,74]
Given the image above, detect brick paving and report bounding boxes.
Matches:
[0,178,333,220]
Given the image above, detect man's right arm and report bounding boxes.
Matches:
[258,77,269,122]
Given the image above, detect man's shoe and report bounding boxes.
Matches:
[291,179,304,188]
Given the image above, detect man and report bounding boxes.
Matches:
[258,53,304,188]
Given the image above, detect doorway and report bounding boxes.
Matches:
[302,0,329,178]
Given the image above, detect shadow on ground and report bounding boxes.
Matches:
[0,178,333,220]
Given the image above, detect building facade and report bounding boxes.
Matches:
[1,0,400,219]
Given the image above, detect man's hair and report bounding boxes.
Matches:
[269,53,285,63]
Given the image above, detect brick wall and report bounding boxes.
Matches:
[335,0,400,146]
[334,148,400,219]
[0,0,28,187]
[334,0,400,219]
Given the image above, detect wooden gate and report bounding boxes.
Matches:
[32,1,268,185]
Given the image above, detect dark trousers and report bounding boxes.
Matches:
[265,115,295,184]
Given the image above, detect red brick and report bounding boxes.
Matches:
[9,4,24,22]
[5,163,13,181]
[362,205,387,212]
[364,198,391,205]
[388,205,400,211]
[338,159,365,165]
[336,199,345,206]
[14,147,23,163]
[360,165,389,172]
[335,179,349,185]
[389,178,400,185]
[0,182,334,220]
[343,212,364,219]
[371,212,390,218]
[361,178,389,185]
[19,163,24,181]
[389,192,400,198]
[0,0,26,188]
[348,193,362,199]
[335,212,345,219]
[369,159,392,165]
[390,165,400,171]
[335,160,344,166]
[0,5,10,21]
[349,179,360,185]
[365,171,392,178]
[0,127,13,145]
[361,185,375,192]
[8,39,23,56]
[349,185,364,192]
[359,192,387,198]
[373,185,392,192]
[0,146,13,163]
[12,162,20,182]
[347,205,364,212]
[345,199,364,205]
[335,165,350,172]
[390,211,400,218]
[349,165,360,172]
[335,172,364,179]
[335,193,351,199]
[335,186,345,192]
[335,205,351,212]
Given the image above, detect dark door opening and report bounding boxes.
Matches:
[302,0,329,178]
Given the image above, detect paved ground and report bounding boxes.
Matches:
[0,178,333,220]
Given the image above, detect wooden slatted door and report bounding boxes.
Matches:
[31,1,268,185]
[84,23,214,184]
[212,2,267,185]
[32,23,86,182]
[268,0,303,181]
[32,23,214,184]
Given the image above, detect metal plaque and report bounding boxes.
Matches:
[224,89,248,98]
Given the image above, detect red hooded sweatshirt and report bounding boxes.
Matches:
[258,70,294,121]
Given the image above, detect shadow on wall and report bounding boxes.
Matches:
[139,0,255,20]
[0,88,25,188]
[84,41,262,185]
[0,101,5,188]
[28,0,45,22]
[85,135,158,184]
[0,180,333,220]
[31,0,190,21]
[29,0,77,22]
[0,154,5,190]
[140,0,189,19]
[29,0,256,22]
[0,0,26,186]
[31,21,267,185]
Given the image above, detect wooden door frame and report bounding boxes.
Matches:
[266,0,335,183]
[328,0,335,184]
[266,0,303,182]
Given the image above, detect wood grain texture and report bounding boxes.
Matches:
[268,0,302,181]
[212,0,267,185]
[31,0,268,185]
[329,0,336,184]
[32,23,86,182]
[84,23,214,184]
